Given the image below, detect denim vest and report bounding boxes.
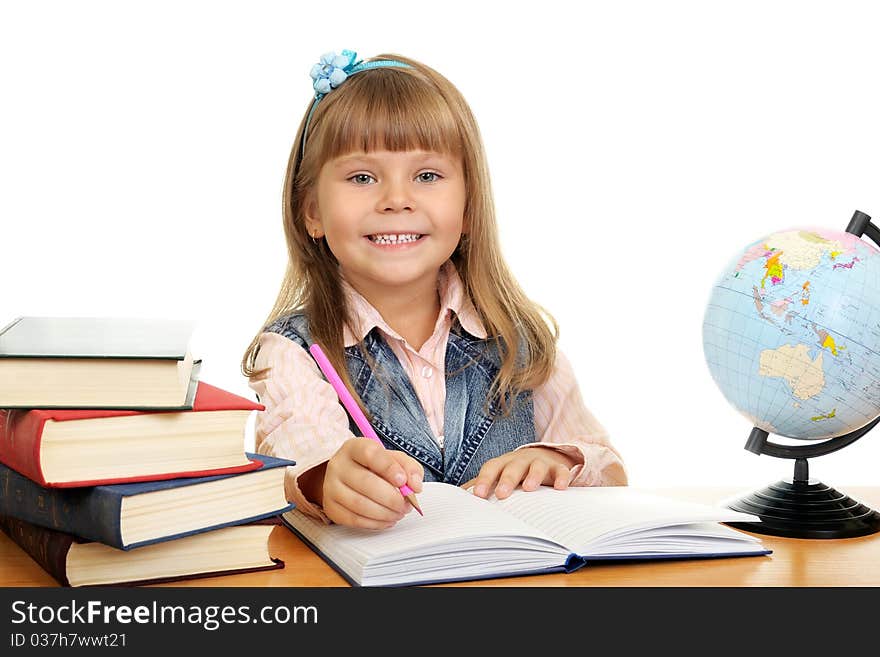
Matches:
[264,312,535,484]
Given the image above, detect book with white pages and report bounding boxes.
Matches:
[281,482,771,587]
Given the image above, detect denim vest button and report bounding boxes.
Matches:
[421,365,433,378]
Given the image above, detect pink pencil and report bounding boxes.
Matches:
[308,343,423,516]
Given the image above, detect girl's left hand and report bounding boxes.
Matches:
[462,447,577,500]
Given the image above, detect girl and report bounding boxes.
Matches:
[243,50,627,529]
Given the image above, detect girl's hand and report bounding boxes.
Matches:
[462,447,577,500]
[322,438,424,529]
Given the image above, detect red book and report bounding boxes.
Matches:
[0,382,265,487]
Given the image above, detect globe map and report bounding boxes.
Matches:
[703,227,880,440]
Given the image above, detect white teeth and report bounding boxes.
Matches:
[368,233,422,244]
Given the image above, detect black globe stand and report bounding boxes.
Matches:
[726,426,880,538]
[724,210,880,539]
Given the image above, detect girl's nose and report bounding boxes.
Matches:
[377,177,414,213]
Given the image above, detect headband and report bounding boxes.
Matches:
[301,50,413,159]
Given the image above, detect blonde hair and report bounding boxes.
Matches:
[242,53,558,417]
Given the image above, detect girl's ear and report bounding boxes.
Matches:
[303,194,324,238]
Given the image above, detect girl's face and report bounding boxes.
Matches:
[306,149,466,296]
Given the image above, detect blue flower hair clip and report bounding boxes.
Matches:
[300,49,413,159]
[309,50,359,97]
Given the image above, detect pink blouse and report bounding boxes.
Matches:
[249,261,627,522]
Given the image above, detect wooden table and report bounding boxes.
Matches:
[2,487,878,587]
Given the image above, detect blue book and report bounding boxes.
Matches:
[282,482,771,586]
[0,453,295,550]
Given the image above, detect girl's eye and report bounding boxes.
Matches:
[348,172,442,185]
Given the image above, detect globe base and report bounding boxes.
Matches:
[724,479,880,539]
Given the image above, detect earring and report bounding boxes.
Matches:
[310,230,321,246]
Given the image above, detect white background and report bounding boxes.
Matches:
[2,1,879,492]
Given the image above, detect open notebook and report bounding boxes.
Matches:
[282,482,770,586]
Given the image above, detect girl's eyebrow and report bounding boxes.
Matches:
[333,155,374,167]
[333,152,455,167]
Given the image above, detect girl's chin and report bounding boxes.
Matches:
[341,262,446,289]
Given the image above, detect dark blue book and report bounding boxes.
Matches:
[0,453,295,550]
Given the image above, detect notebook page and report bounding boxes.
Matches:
[492,486,760,554]
[283,482,568,581]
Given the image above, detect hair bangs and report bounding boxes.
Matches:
[315,69,463,162]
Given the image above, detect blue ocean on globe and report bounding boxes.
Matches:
[703,226,880,440]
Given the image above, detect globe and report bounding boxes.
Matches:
[702,215,880,539]
[703,226,880,441]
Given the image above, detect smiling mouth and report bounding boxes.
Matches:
[366,233,424,245]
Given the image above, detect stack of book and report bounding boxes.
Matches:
[0,316,294,587]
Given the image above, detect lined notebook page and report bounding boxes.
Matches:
[493,486,761,554]
[282,482,567,580]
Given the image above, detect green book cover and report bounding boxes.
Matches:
[0,316,196,359]
[0,317,200,409]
